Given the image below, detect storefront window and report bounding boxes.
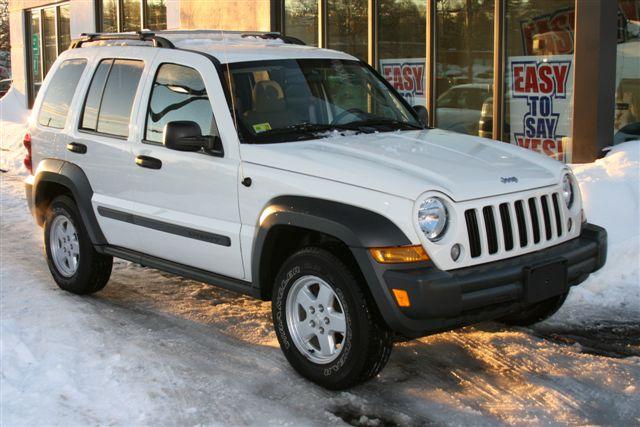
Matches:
[42,8,57,76]
[327,0,367,60]
[503,0,575,162]
[57,5,71,51]
[435,0,494,137]
[122,0,142,32]
[26,3,72,108]
[378,0,427,107]
[284,0,318,46]
[145,0,167,31]
[614,0,640,144]
[101,0,118,32]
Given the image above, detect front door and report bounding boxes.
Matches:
[128,50,245,279]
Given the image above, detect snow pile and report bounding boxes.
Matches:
[552,140,640,325]
[0,87,29,173]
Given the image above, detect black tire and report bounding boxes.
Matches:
[272,247,393,390]
[43,195,113,294]
[498,292,569,326]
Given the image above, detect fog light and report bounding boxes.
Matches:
[451,243,462,261]
[567,218,573,232]
[369,245,429,263]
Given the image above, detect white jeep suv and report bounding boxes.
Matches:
[24,31,607,389]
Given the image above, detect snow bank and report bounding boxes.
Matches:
[0,88,29,173]
[551,140,640,325]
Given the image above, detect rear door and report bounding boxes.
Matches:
[127,50,245,279]
[66,48,158,249]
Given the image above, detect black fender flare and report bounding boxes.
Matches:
[252,195,412,297]
[32,159,107,245]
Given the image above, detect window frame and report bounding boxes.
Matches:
[142,62,219,147]
[78,57,145,140]
[96,0,166,32]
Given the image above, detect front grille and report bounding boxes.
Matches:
[465,192,565,258]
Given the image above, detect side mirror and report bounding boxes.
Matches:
[413,105,429,126]
[163,121,224,157]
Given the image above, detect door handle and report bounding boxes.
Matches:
[67,142,87,154]
[135,155,162,170]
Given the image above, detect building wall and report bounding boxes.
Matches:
[180,0,271,31]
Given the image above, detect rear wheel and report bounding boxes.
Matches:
[272,247,393,390]
[44,195,113,294]
[498,292,568,326]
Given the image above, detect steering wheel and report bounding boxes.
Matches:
[331,108,367,125]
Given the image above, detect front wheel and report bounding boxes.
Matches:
[272,247,393,390]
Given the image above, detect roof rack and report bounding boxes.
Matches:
[70,31,175,49]
[240,32,306,45]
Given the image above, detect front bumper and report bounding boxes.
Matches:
[355,223,607,338]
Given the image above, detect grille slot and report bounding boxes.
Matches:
[541,195,553,240]
[515,200,528,247]
[552,193,563,237]
[528,198,541,244]
[482,206,499,254]
[465,209,482,258]
[499,203,514,251]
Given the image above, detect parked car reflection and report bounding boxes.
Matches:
[436,83,491,135]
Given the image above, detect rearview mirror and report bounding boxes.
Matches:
[163,121,224,157]
[413,105,429,126]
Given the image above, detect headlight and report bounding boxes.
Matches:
[418,197,448,241]
[562,173,574,208]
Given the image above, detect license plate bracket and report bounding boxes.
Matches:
[523,260,568,303]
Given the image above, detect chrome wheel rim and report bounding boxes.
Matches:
[285,275,347,364]
[50,214,80,277]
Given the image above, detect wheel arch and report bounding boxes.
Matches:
[252,196,412,300]
[32,159,107,246]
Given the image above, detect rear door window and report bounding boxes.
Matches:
[37,59,87,129]
[145,63,217,144]
[80,59,144,138]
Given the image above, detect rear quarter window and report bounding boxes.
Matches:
[37,59,87,129]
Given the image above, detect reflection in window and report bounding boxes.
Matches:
[614,0,640,145]
[81,61,112,131]
[122,0,142,32]
[97,60,144,137]
[435,0,494,137]
[502,0,574,162]
[284,0,318,46]
[327,0,367,60]
[42,8,57,76]
[145,0,167,31]
[146,64,216,143]
[101,0,118,32]
[57,5,71,52]
[378,0,427,107]
[38,60,87,129]
[28,11,42,105]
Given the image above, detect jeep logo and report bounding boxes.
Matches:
[500,176,519,183]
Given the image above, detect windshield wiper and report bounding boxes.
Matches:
[340,118,424,131]
[255,122,368,138]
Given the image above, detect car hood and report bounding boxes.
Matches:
[240,128,564,202]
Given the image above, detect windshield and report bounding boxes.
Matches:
[222,59,423,144]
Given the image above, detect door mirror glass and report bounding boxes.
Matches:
[163,121,224,156]
[413,105,429,126]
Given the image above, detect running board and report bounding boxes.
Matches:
[101,246,261,298]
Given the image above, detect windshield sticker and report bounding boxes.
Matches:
[252,123,272,133]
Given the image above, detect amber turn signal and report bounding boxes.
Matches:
[392,289,411,307]
[369,245,429,264]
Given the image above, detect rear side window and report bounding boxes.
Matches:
[145,63,217,143]
[80,59,144,138]
[37,59,87,129]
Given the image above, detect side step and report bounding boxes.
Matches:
[101,246,261,299]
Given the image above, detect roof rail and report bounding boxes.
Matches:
[240,32,306,45]
[70,31,175,49]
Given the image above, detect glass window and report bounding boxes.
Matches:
[435,0,494,137]
[97,60,144,137]
[57,5,71,52]
[503,0,574,162]
[122,0,142,31]
[28,11,42,103]
[42,8,57,76]
[145,0,167,31]
[145,64,216,143]
[38,59,87,129]
[284,0,318,46]
[614,0,640,145]
[81,60,112,131]
[224,59,421,145]
[378,0,427,107]
[327,0,367,60]
[101,0,119,32]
